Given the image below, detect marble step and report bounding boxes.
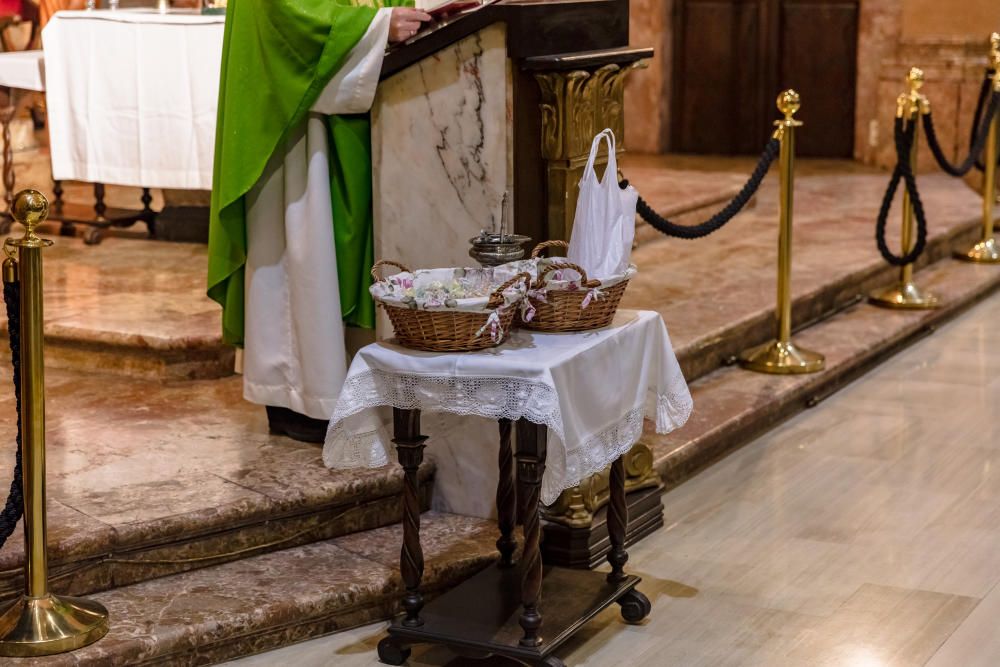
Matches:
[643,254,1000,491]
[7,511,499,666]
[0,234,234,381]
[0,372,434,603]
[623,169,995,383]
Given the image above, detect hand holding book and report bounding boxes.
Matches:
[389,7,433,43]
[415,0,482,17]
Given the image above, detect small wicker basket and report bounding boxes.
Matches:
[371,260,530,352]
[520,241,631,332]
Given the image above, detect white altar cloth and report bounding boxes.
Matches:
[324,310,693,508]
[42,10,225,189]
[0,50,45,92]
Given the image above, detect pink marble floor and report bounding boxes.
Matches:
[30,236,222,352]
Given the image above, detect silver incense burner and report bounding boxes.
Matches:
[468,192,531,267]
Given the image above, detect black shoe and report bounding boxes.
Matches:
[266,406,330,444]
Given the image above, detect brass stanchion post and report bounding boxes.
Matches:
[740,91,825,374]
[871,68,939,308]
[958,33,1000,263]
[0,191,109,657]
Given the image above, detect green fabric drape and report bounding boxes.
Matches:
[207,0,381,346]
[328,114,376,329]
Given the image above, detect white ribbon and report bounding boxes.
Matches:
[476,309,505,342]
[581,288,604,309]
[521,289,548,322]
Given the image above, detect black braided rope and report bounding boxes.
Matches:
[923,89,1000,177]
[0,272,23,548]
[620,137,781,239]
[876,118,930,267]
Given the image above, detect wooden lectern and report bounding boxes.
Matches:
[371,0,661,578]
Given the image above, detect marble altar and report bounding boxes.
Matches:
[371,23,511,279]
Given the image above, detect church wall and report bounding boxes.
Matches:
[626,0,999,169]
[855,0,999,174]
[624,0,672,154]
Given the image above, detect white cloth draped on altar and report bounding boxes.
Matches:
[42,10,226,189]
[323,310,693,513]
[242,9,392,420]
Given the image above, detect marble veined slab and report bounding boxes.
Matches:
[370,25,512,517]
[372,22,512,301]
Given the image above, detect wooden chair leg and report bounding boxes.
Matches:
[515,419,546,648]
[496,418,517,567]
[393,408,428,628]
[1,98,14,230]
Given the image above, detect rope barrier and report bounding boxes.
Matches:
[619,137,781,239]
[0,267,23,549]
[923,84,1000,177]
[876,118,929,266]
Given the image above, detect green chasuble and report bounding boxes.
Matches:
[208,0,406,346]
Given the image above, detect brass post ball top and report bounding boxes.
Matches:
[776,90,800,119]
[991,32,1000,67]
[906,67,925,91]
[12,189,49,230]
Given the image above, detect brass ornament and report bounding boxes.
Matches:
[534,60,646,241]
[542,444,662,529]
[955,37,1000,263]
[870,69,941,308]
[741,92,826,374]
[0,191,109,657]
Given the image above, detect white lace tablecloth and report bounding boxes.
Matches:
[323,309,693,506]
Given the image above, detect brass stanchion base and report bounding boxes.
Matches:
[955,237,1000,264]
[0,594,109,657]
[739,340,825,375]
[869,281,940,309]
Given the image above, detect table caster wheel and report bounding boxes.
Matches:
[377,637,411,665]
[617,589,652,624]
[83,226,105,245]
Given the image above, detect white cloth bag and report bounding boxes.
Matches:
[567,129,638,279]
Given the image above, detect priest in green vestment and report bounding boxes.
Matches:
[207,0,431,441]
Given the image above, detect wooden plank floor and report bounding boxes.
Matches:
[225,290,1000,666]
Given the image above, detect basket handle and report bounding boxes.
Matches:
[487,272,532,309]
[536,262,601,289]
[530,240,569,259]
[371,259,412,282]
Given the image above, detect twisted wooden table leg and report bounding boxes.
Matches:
[606,456,629,584]
[1,99,15,233]
[393,408,428,628]
[516,420,546,648]
[496,418,517,568]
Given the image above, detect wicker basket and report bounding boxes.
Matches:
[371,260,530,352]
[520,241,630,332]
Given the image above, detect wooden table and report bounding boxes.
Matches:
[377,409,652,667]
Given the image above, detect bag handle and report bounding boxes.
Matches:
[583,129,618,183]
[536,262,601,289]
[487,272,531,309]
[371,259,412,281]
[530,239,569,258]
